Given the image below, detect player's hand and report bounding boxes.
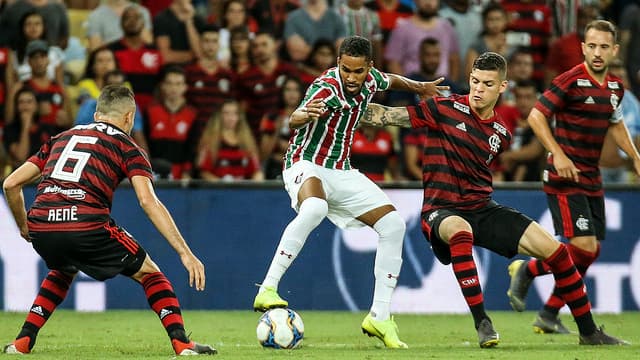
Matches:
[301,99,326,121]
[180,253,206,291]
[553,152,580,182]
[417,77,450,100]
[19,224,31,242]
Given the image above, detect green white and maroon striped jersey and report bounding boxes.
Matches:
[284,66,390,170]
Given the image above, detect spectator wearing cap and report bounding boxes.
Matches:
[5,40,71,133]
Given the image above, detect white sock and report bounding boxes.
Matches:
[260,197,328,292]
[370,211,405,321]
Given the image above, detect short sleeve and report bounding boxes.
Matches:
[27,137,54,170]
[124,144,153,180]
[408,98,439,130]
[370,67,390,92]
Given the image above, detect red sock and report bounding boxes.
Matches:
[17,270,74,351]
[141,272,188,341]
[449,231,486,327]
[527,258,551,277]
[544,244,596,335]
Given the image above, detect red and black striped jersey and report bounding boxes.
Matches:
[535,63,625,195]
[408,94,512,213]
[107,40,162,110]
[236,61,299,136]
[184,61,237,124]
[26,122,153,232]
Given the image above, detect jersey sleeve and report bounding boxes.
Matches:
[299,81,336,110]
[27,137,54,170]
[370,67,390,92]
[407,98,439,130]
[610,89,624,124]
[534,74,570,118]
[123,144,154,180]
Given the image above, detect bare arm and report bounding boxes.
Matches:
[528,107,579,182]
[360,103,412,128]
[609,121,640,176]
[289,99,326,129]
[2,162,42,240]
[387,73,448,99]
[131,175,206,290]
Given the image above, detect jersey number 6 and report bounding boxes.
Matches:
[51,135,99,182]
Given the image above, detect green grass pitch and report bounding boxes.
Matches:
[0,310,638,359]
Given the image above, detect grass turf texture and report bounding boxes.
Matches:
[0,311,637,359]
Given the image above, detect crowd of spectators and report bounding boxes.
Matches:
[0,0,639,184]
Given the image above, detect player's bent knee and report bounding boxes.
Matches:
[298,197,329,220]
[439,216,471,241]
[130,255,161,282]
[374,211,406,240]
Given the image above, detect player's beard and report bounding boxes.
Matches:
[586,59,607,75]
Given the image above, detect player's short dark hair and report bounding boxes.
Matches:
[472,52,507,80]
[584,19,617,43]
[338,36,372,62]
[96,84,135,117]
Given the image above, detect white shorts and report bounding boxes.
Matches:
[282,160,393,229]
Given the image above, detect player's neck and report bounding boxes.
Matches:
[583,62,607,85]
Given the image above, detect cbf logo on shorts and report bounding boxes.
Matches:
[331,190,492,314]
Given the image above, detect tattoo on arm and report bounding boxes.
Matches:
[362,103,411,128]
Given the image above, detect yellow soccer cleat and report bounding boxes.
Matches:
[361,313,408,349]
[253,286,288,312]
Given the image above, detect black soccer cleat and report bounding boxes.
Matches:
[579,326,630,346]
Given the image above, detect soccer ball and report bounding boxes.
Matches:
[256,308,304,349]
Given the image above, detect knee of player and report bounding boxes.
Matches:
[299,197,329,219]
[374,211,406,237]
[439,216,472,241]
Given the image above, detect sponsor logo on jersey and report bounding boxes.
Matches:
[608,81,620,89]
[455,122,467,132]
[493,122,507,136]
[43,185,87,200]
[453,101,470,114]
[577,79,592,87]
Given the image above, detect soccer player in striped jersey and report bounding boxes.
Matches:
[506,20,640,334]
[252,35,446,349]
[360,51,628,347]
[2,85,216,356]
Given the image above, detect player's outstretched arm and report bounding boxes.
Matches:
[131,175,206,291]
[361,103,411,128]
[387,73,449,99]
[2,162,41,241]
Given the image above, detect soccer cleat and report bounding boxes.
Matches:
[253,286,288,312]
[506,259,533,312]
[3,336,31,354]
[171,339,217,355]
[361,313,408,349]
[532,315,571,334]
[477,318,499,348]
[579,326,630,345]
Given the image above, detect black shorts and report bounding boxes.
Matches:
[421,200,533,265]
[30,220,147,281]
[546,193,605,240]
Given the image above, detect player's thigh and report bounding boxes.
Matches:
[474,202,533,259]
[282,160,328,210]
[66,223,147,281]
[30,232,77,273]
[421,208,460,265]
[547,193,598,238]
[323,169,393,229]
